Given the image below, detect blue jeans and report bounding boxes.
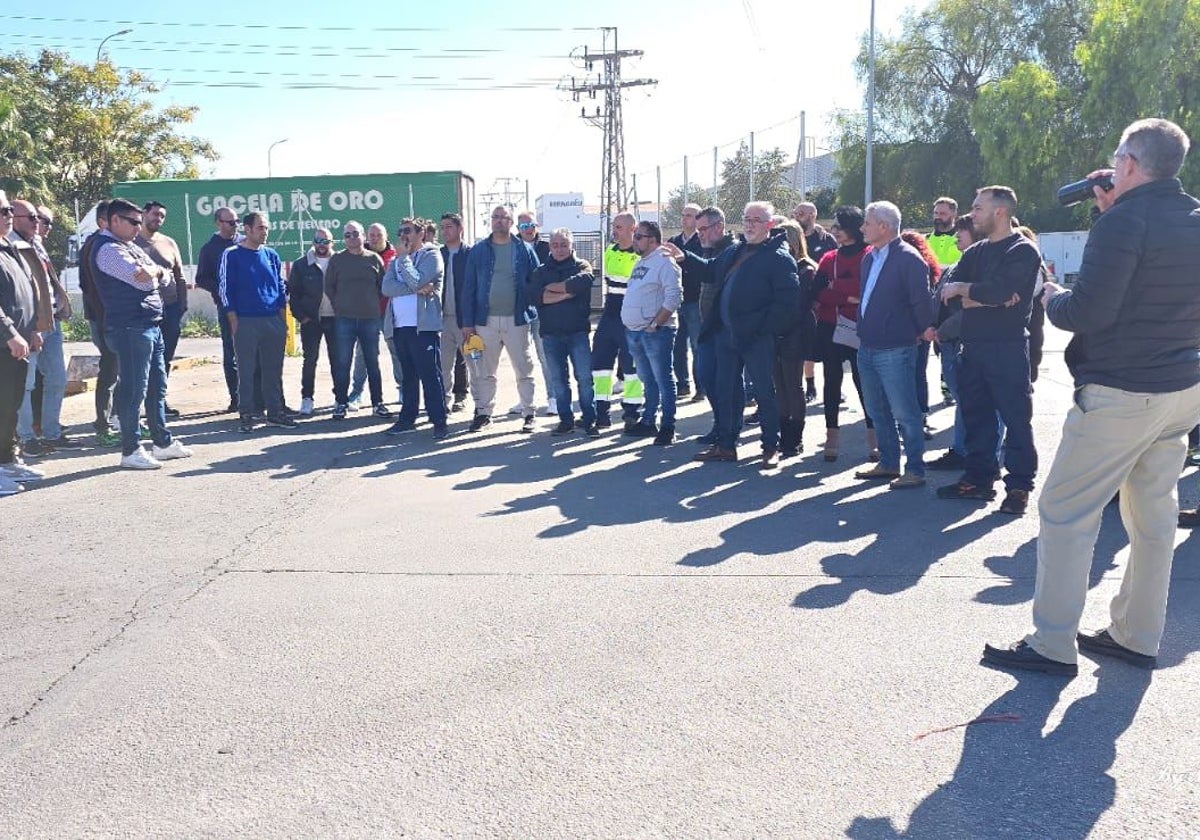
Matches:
[393,327,447,428]
[161,300,183,377]
[105,324,172,457]
[626,326,677,429]
[351,326,402,402]
[858,344,926,475]
[942,341,1004,459]
[215,304,240,403]
[335,317,383,406]
[541,332,596,426]
[89,319,119,431]
[17,319,67,441]
[714,328,777,451]
[673,301,701,391]
[959,339,1037,491]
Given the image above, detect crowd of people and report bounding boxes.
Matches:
[2,117,1199,676]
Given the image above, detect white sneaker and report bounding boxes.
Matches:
[0,475,25,496]
[543,398,558,416]
[300,397,315,416]
[152,440,193,461]
[1,459,46,481]
[346,396,362,411]
[120,448,162,470]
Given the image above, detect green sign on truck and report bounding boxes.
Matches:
[110,171,476,264]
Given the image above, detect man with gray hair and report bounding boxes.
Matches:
[327,220,388,421]
[851,200,935,489]
[984,118,1200,676]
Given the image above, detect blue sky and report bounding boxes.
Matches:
[3,0,926,206]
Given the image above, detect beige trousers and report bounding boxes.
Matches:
[441,317,466,409]
[1026,382,1200,663]
[471,315,535,417]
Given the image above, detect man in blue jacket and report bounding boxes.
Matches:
[852,201,935,489]
[460,206,541,432]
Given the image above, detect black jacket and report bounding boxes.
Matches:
[0,238,38,344]
[700,231,800,348]
[669,231,703,303]
[1048,177,1200,392]
[683,233,736,321]
[196,232,236,306]
[440,242,472,328]
[955,233,1040,342]
[287,251,327,322]
[529,254,595,336]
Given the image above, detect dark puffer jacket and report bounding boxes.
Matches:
[1048,177,1200,392]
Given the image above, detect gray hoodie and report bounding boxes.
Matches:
[621,248,683,331]
[382,242,444,333]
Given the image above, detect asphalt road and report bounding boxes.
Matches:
[1,327,1197,838]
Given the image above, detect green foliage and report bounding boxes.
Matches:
[61,313,93,343]
[659,184,716,231]
[807,186,838,219]
[181,313,221,338]
[0,49,217,257]
[717,142,798,220]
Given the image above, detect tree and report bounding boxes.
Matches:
[717,142,798,220]
[659,183,715,232]
[0,49,217,254]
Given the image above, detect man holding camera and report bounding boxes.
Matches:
[983,118,1200,676]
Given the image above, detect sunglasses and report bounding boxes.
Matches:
[344,231,361,239]
[399,227,416,235]
[119,215,143,226]
[218,218,238,226]
[313,237,332,245]
[0,206,12,216]
[517,222,537,231]
[37,216,52,226]
[633,233,652,240]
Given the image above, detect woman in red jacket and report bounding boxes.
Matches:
[813,206,874,462]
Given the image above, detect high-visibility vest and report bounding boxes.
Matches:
[603,244,639,298]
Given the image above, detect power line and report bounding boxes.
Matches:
[0,14,602,33]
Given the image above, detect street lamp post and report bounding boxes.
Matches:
[96,29,132,65]
[865,0,876,205]
[267,138,289,179]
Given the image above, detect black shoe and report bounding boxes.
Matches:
[981,641,1077,676]
[627,423,658,438]
[433,425,449,440]
[450,400,465,413]
[999,488,1030,516]
[595,415,612,429]
[1076,629,1156,669]
[780,446,800,458]
[690,391,706,403]
[583,424,601,437]
[695,429,718,446]
[264,414,298,429]
[282,404,300,417]
[623,418,642,435]
[937,480,997,501]
[928,449,966,471]
[470,414,492,432]
[239,416,255,434]
[164,404,181,418]
[653,426,675,446]
[1180,508,1200,528]
[21,438,54,457]
[385,421,416,436]
[805,386,817,403]
[551,420,575,436]
[372,403,392,419]
[677,383,692,396]
[43,434,81,449]
[745,411,761,426]
[224,399,239,413]
[521,415,535,433]
[332,403,347,421]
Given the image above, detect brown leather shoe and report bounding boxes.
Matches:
[854,465,901,480]
[889,472,926,490]
[694,446,738,463]
[759,449,780,470]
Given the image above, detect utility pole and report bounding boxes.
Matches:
[563,27,656,243]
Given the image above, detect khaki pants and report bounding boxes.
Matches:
[1026,382,1200,663]
[471,315,535,417]
[441,316,466,408]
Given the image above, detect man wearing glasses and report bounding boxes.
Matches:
[461,206,541,432]
[326,220,389,421]
[695,202,799,468]
[93,199,193,469]
[6,198,72,456]
[219,212,294,433]
[288,228,338,416]
[0,190,45,493]
[195,208,242,412]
